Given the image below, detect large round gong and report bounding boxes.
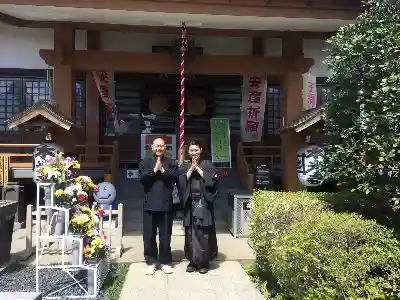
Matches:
[149,94,168,115]
[187,95,206,116]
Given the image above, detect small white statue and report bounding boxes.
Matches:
[93,182,116,205]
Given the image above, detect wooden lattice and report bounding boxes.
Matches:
[0,156,9,186]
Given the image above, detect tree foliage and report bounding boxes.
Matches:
[319,0,400,196]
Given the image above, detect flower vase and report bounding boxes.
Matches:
[72,235,86,279]
[85,258,99,296]
[53,210,66,236]
[43,184,54,219]
[71,235,84,266]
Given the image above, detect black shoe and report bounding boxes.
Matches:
[199,267,208,274]
[186,263,196,273]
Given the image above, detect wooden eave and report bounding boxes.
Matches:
[6,103,74,130]
[39,50,314,75]
[280,106,325,134]
[0,0,361,20]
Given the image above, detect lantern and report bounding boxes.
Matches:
[33,140,63,182]
[296,145,324,187]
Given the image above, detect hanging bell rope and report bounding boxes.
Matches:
[179,22,188,156]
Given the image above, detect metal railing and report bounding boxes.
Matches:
[25,202,124,259]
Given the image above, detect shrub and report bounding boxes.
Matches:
[269,212,400,300]
[249,191,330,269]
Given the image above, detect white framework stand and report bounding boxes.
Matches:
[35,182,110,299]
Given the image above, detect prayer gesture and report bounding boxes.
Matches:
[191,157,198,170]
[154,156,162,173]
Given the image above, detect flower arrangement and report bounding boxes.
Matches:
[75,176,97,193]
[54,183,89,208]
[83,234,110,261]
[70,206,96,235]
[36,152,80,184]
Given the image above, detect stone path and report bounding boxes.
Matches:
[119,261,264,300]
[10,230,255,265]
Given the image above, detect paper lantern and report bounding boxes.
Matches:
[93,182,116,205]
[187,95,206,116]
[149,94,168,115]
[296,145,324,187]
[33,141,63,182]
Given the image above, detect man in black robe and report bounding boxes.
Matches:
[139,137,179,275]
[178,140,219,274]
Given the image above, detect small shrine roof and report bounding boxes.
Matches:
[5,101,75,130]
[280,105,325,133]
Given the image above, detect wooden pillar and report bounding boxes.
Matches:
[85,30,100,163]
[281,34,304,191]
[52,24,75,152]
[250,38,266,164]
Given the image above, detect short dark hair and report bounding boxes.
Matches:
[188,140,202,149]
[152,137,165,144]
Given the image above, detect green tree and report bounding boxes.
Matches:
[319,0,400,197]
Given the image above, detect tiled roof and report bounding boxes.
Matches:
[280,105,325,133]
[5,101,75,130]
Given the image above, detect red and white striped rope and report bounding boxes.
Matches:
[179,22,188,151]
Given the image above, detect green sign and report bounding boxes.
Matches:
[210,118,231,168]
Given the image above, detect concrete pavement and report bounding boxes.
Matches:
[119,261,264,300]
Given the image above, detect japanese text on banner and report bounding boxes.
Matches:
[302,74,317,110]
[241,76,267,142]
[210,118,231,168]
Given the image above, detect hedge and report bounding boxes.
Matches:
[249,191,330,269]
[249,191,400,300]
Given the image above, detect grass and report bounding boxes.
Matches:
[102,263,130,300]
[241,260,280,300]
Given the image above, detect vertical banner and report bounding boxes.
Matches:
[107,72,115,103]
[93,71,128,134]
[210,118,232,168]
[241,76,267,142]
[302,73,317,110]
[141,134,177,160]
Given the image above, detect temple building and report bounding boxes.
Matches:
[0,0,360,192]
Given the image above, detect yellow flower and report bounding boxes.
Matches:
[81,207,91,214]
[54,189,65,197]
[41,167,51,174]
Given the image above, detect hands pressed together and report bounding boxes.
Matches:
[153,156,165,173]
[186,156,203,178]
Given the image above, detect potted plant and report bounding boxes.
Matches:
[69,206,96,266]
[36,152,80,184]
[74,176,97,207]
[83,233,111,295]
[83,234,110,263]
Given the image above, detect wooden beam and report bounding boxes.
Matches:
[252,37,264,56]
[0,0,360,20]
[0,11,334,39]
[39,50,314,75]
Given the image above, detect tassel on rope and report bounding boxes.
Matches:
[179,22,188,155]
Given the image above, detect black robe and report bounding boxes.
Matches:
[178,160,219,267]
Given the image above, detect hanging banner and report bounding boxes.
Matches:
[241,76,267,142]
[92,71,127,133]
[302,74,317,110]
[140,134,177,160]
[210,118,232,168]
